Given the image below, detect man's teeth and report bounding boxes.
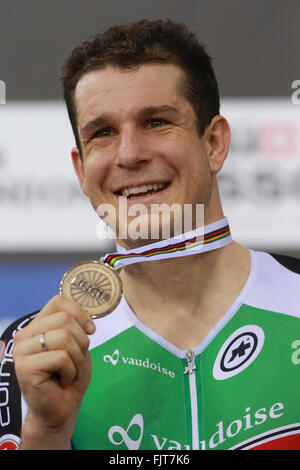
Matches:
[121,183,167,197]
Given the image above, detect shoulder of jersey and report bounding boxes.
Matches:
[0,311,39,342]
[246,250,300,318]
[0,303,132,351]
[269,252,300,275]
[89,300,133,350]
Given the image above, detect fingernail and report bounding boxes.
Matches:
[86,321,96,334]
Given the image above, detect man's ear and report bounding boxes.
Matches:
[71,146,87,195]
[204,115,231,174]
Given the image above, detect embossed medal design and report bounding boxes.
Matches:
[60,261,122,319]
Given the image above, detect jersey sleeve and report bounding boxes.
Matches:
[0,312,39,450]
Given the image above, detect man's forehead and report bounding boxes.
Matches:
[74,63,187,119]
[76,62,185,91]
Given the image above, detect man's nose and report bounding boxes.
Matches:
[115,126,151,167]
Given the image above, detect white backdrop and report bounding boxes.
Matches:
[220,99,300,249]
[0,102,113,253]
[0,99,299,252]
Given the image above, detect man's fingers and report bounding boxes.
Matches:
[13,329,88,373]
[13,295,94,387]
[32,294,95,335]
[15,350,77,391]
[38,294,83,318]
[12,295,94,442]
[16,310,94,348]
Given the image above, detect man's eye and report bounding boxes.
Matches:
[148,118,169,128]
[92,127,114,138]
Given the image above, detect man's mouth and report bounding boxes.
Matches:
[115,182,170,199]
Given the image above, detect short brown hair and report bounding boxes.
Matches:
[61,19,220,159]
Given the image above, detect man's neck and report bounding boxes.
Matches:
[120,241,251,350]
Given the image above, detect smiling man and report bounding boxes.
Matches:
[72,64,219,243]
[2,19,300,451]
[70,36,228,244]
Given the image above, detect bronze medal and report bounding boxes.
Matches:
[59,261,123,319]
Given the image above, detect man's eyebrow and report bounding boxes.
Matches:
[80,105,180,138]
[138,105,180,118]
[80,114,112,138]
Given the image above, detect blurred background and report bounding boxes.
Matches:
[1,0,300,333]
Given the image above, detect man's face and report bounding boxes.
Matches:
[72,63,217,246]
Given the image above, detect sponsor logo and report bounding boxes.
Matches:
[108,413,191,450]
[0,341,14,428]
[104,349,119,366]
[107,401,286,450]
[0,313,37,432]
[0,340,6,365]
[103,348,176,378]
[291,340,300,365]
[108,413,144,450]
[201,401,284,450]
[213,325,265,380]
[0,434,20,450]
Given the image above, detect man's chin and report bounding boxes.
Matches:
[100,202,205,248]
[115,218,186,249]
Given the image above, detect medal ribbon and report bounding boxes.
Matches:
[102,217,232,269]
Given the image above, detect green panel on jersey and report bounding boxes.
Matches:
[72,326,191,450]
[72,303,300,450]
[197,304,300,450]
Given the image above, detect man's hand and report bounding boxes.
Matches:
[13,295,96,449]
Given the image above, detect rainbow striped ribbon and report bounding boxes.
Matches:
[102,217,232,269]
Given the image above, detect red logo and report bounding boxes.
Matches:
[0,435,20,450]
